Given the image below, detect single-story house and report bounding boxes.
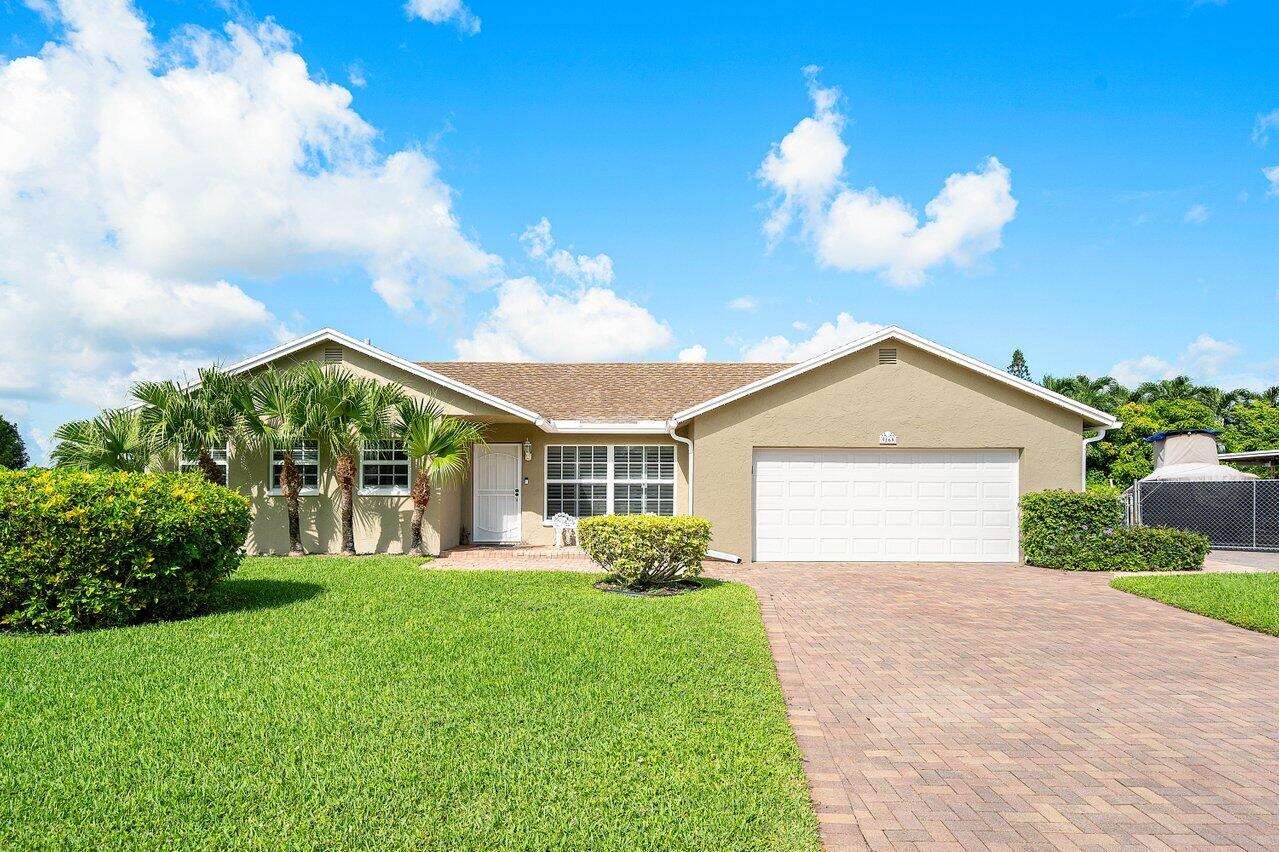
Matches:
[201,326,1118,563]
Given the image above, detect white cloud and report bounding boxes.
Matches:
[1109,334,1274,390]
[759,68,1016,288]
[1264,165,1279,195]
[347,61,367,88]
[405,0,480,34]
[520,218,614,285]
[727,296,759,311]
[677,345,708,363]
[1183,204,1211,224]
[455,277,674,362]
[0,0,496,412]
[741,312,883,362]
[1252,110,1279,146]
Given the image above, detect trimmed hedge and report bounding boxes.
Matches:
[0,468,252,632]
[577,515,712,588]
[1021,489,1208,572]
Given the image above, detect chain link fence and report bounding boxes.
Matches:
[1126,480,1279,551]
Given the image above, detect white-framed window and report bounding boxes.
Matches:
[360,440,410,495]
[180,444,229,483]
[270,441,319,495]
[612,445,676,516]
[545,444,676,520]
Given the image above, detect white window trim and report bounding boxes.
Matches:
[269,441,320,496]
[179,443,230,486]
[542,444,678,524]
[358,440,412,497]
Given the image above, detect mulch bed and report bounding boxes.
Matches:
[593,579,703,597]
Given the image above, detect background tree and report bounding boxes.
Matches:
[244,367,313,556]
[394,398,486,557]
[302,363,406,556]
[1042,374,1127,414]
[1007,349,1031,381]
[134,367,251,486]
[50,409,154,472]
[0,415,28,469]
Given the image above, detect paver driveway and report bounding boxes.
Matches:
[715,563,1279,851]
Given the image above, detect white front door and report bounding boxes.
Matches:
[753,448,1019,562]
[473,443,522,543]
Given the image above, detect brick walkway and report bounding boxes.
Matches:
[713,563,1279,851]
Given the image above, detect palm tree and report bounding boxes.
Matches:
[50,409,155,472]
[394,398,486,557]
[1042,374,1127,414]
[1259,386,1279,407]
[1129,375,1216,406]
[301,363,406,556]
[133,366,250,486]
[244,366,313,556]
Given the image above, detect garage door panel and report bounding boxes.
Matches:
[753,448,1018,563]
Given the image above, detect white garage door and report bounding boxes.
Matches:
[753,449,1019,563]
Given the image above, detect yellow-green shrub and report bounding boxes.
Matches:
[0,468,252,632]
[576,515,711,587]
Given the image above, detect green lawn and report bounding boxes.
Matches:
[1111,571,1279,637]
[0,557,818,851]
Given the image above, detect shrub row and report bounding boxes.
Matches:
[577,515,711,587]
[1021,489,1208,572]
[0,468,252,632]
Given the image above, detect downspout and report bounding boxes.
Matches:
[1081,425,1113,491]
[668,418,742,564]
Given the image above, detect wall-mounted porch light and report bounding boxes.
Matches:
[523,439,533,461]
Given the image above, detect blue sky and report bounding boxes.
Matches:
[2,0,1278,459]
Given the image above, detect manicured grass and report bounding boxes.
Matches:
[1111,571,1279,637]
[0,557,818,851]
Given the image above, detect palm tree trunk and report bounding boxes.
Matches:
[197,445,225,486]
[336,452,356,556]
[409,469,432,556]
[280,454,305,556]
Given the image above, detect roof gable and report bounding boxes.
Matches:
[670,326,1119,429]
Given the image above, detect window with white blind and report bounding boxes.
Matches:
[270,441,319,495]
[360,440,410,494]
[180,444,228,482]
[545,445,676,520]
[612,445,676,516]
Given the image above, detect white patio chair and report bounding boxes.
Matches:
[549,513,578,548]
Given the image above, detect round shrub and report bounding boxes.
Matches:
[0,468,252,632]
[577,515,711,588]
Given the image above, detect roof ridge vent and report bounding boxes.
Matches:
[878,347,898,365]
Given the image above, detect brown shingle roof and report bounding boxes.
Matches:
[418,362,789,422]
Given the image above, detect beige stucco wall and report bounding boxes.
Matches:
[690,339,1086,561]
[459,425,690,547]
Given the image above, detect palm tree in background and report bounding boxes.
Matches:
[133,366,250,486]
[244,366,313,556]
[1042,374,1127,413]
[51,409,155,473]
[301,363,406,556]
[394,398,486,557]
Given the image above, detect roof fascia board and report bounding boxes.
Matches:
[163,328,543,423]
[671,325,1120,429]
